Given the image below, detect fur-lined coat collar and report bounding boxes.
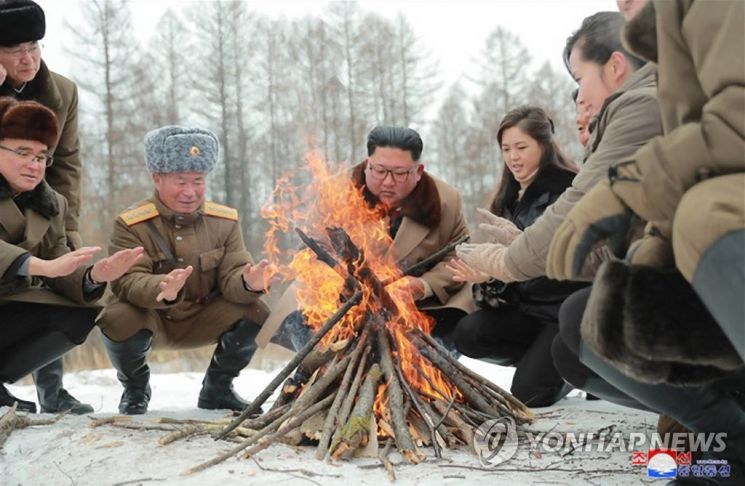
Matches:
[0,61,64,112]
[0,175,59,219]
[351,161,442,228]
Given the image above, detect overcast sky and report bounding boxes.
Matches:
[35,0,617,88]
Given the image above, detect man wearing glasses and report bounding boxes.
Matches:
[0,0,90,415]
[259,125,474,353]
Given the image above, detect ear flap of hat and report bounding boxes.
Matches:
[0,0,45,46]
[0,97,59,148]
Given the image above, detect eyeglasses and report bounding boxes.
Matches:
[0,144,53,167]
[0,42,41,59]
[366,163,417,183]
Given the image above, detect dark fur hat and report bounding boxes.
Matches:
[0,0,45,47]
[0,97,59,148]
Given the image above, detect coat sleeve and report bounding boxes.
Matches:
[42,196,100,303]
[108,218,181,309]
[633,1,745,226]
[419,191,468,304]
[504,89,663,281]
[45,79,82,234]
[217,220,261,305]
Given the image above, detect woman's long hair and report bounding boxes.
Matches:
[489,106,574,216]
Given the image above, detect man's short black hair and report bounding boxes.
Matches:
[366,125,423,162]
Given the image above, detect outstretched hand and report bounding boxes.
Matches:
[242,259,278,292]
[445,257,492,283]
[156,266,193,302]
[90,247,145,283]
[475,208,522,244]
[29,246,100,278]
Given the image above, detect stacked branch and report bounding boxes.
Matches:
[189,226,532,474]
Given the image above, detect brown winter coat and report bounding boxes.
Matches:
[622,0,745,279]
[97,194,270,347]
[0,61,82,240]
[504,63,662,281]
[0,176,101,306]
[257,164,474,347]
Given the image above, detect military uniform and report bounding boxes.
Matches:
[98,194,270,347]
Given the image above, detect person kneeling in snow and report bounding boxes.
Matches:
[0,98,142,413]
[97,126,272,415]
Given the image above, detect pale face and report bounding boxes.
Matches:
[0,41,42,89]
[500,126,542,181]
[569,47,624,119]
[576,100,592,147]
[153,172,207,214]
[364,146,423,208]
[0,138,49,193]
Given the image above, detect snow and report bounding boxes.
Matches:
[2,359,659,486]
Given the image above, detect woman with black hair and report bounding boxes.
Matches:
[447,106,586,407]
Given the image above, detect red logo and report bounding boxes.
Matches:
[631,451,647,466]
[677,451,692,465]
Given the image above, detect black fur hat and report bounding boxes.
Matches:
[0,97,58,148]
[0,0,45,47]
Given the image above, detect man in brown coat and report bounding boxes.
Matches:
[0,0,89,414]
[0,98,142,412]
[260,125,473,352]
[97,125,271,415]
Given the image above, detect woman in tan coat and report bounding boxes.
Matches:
[0,97,142,412]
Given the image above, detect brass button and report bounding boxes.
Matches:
[176,236,183,241]
[175,225,182,229]
[177,257,184,263]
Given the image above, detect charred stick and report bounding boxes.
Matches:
[411,327,534,423]
[433,400,474,448]
[242,404,291,430]
[411,335,506,420]
[296,227,359,295]
[376,329,423,464]
[391,339,442,459]
[242,392,337,460]
[330,364,383,460]
[218,290,362,440]
[432,395,458,431]
[383,233,470,284]
[327,227,399,317]
[290,353,351,416]
[316,328,370,460]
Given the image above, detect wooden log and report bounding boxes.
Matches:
[316,328,370,459]
[242,392,336,460]
[217,289,362,440]
[330,364,382,460]
[411,327,534,423]
[241,404,291,430]
[378,438,396,481]
[433,400,474,449]
[383,233,470,284]
[0,402,17,449]
[376,329,424,464]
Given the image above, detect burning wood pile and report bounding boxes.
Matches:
[186,155,534,475]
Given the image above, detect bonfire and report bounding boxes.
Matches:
[185,154,534,475]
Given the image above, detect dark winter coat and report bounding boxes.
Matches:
[476,165,588,322]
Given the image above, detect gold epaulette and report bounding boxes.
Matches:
[119,203,159,226]
[204,201,238,221]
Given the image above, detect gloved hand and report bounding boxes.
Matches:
[65,230,83,251]
[456,242,515,283]
[547,179,642,280]
[475,208,522,244]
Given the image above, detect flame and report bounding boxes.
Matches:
[262,152,460,422]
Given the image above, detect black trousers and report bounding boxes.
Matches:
[1,302,98,355]
[453,306,568,407]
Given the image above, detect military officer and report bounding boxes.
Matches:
[97,125,272,415]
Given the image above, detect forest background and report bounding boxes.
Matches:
[29,0,613,370]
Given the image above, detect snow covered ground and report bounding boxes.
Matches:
[2,358,662,486]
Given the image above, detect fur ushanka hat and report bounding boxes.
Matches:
[0,0,45,47]
[0,97,59,148]
[144,125,219,174]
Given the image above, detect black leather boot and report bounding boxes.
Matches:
[103,330,153,415]
[32,358,94,414]
[198,320,260,411]
[0,384,36,413]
